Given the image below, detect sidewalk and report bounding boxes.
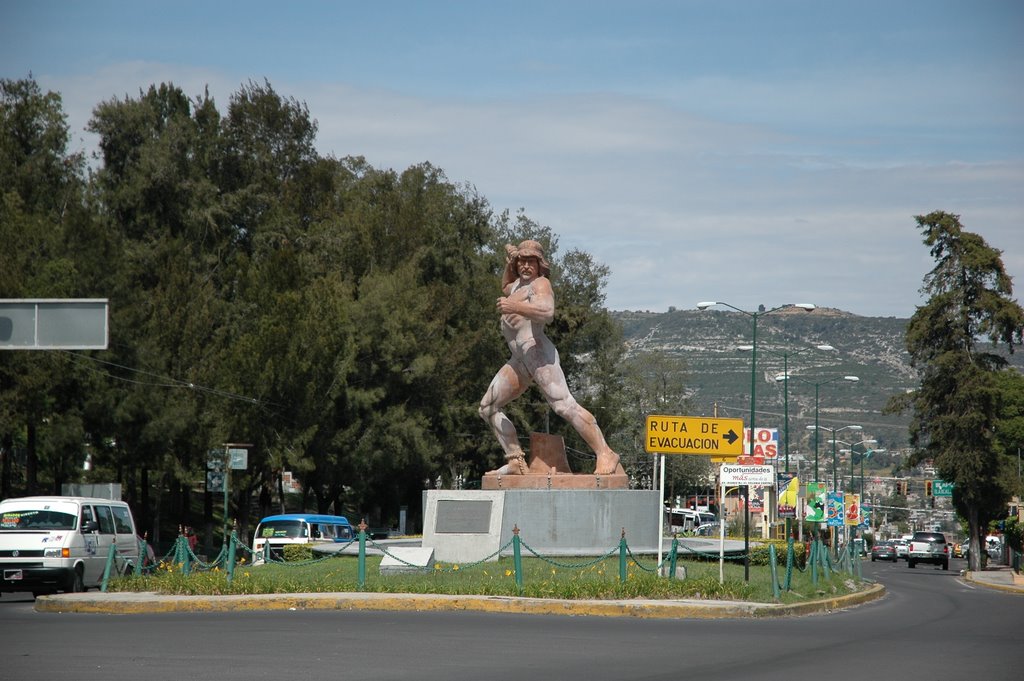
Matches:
[964,565,1024,594]
[34,583,885,619]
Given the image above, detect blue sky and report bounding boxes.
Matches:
[4,1,1022,318]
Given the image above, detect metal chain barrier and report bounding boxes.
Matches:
[105,520,859,596]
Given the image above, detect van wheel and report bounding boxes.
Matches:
[69,567,85,593]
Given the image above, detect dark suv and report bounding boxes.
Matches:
[907,531,949,570]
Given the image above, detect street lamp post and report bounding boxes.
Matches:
[807,424,862,551]
[806,425,863,491]
[791,375,859,482]
[736,343,833,542]
[741,344,835,473]
[697,301,815,580]
[835,439,878,492]
[861,447,885,496]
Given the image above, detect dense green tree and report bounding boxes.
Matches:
[888,211,1024,571]
[0,77,91,496]
[613,350,708,496]
[994,369,1024,499]
[2,76,623,543]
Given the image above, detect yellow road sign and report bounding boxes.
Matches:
[645,415,745,456]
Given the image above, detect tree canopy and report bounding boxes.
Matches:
[890,210,1024,570]
[0,77,627,543]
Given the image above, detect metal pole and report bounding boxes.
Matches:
[783,353,791,539]
[850,445,856,493]
[657,453,665,571]
[719,480,726,585]
[744,313,758,582]
[832,430,838,492]
[814,385,820,481]
[222,447,229,545]
[783,353,790,473]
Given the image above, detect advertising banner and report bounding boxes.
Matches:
[844,493,861,526]
[827,492,844,527]
[777,472,798,519]
[742,427,779,459]
[748,485,765,513]
[804,483,827,523]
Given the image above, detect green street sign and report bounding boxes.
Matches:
[932,480,954,497]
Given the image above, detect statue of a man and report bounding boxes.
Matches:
[479,240,620,476]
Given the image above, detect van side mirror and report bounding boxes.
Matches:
[82,520,99,533]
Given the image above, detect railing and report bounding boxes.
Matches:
[102,523,838,597]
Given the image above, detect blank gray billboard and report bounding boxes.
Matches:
[0,299,109,350]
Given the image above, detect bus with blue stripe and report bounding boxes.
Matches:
[251,513,353,564]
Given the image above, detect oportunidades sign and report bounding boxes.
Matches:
[720,464,775,486]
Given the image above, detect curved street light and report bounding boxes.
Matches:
[791,375,859,481]
[839,442,887,495]
[697,301,815,579]
[737,343,835,474]
[806,424,863,492]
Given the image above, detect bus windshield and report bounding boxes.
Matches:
[257,520,308,539]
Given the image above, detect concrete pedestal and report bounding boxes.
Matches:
[422,488,660,563]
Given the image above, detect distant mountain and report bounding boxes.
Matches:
[614,306,1024,457]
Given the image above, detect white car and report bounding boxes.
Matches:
[894,539,910,559]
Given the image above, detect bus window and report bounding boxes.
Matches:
[258,520,307,539]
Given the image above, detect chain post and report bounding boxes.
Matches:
[135,536,145,576]
[227,526,238,584]
[512,525,523,591]
[100,540,117,592]
[618,528,627,583]
[357,519,368,589]
[784,536,795,591]
[768,543,780,600]
[669,536,679,580]
[181,534,192,576]
[810,539,818,587]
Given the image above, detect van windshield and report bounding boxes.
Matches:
[1,509,78,531]
[257,520,307,539]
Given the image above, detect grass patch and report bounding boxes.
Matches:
[109,552,865,604]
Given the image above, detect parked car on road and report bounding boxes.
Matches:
[871,540,898,562]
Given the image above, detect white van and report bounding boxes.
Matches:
[0,496,141,596]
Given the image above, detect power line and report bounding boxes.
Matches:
[60,350,269,407]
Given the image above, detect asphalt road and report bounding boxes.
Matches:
[1,557,1020,681]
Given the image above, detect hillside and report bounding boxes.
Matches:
[614,306,1024,459]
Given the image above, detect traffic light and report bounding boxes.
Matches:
[925,480,933,497]
[896,480,908,495]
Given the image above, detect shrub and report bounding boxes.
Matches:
[283,545,313,562]
[748,539,805,568]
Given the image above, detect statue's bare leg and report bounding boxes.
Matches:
[479,363,530,474]
[535,364,620,475]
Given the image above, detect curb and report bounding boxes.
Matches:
[964,572,1024,595]
[34,583,885,619]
